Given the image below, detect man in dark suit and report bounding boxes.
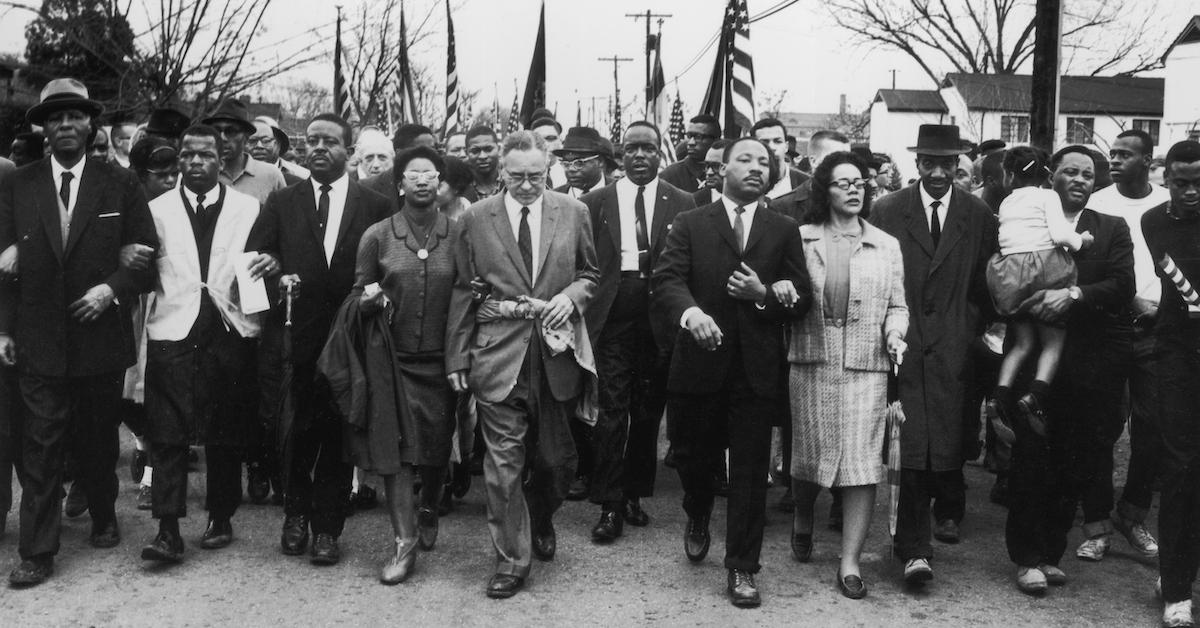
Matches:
[1003,145,1135,594]
[0,78,158,586]
[553,127,611,199]
[867,125,998,587]
[579,121,695,543]
[770,130,851,223]
[659,114,721,193]
[446,130,598,599]
[653,137,811,607]
[752,118,809,199]
[246,113,390,567]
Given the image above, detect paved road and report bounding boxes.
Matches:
[0,432,1165,627]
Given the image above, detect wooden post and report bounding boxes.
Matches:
[1029,0,1061,151]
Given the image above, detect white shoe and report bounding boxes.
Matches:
[1037,563,1066,586]
[1113,517,1160,557]
[903,558,933,585]
[1163,600,1194,628]
[1016,566,1047,595]
[1076,534,1110,561]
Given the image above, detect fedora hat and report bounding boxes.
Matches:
[552,126,610,159]
[907,124,970,156]
[201,99,256,135]
[27,78,104,126]
[254,115,290,153]
[145,107,191,139]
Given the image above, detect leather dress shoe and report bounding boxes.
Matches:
[684,515,711,562]
[838,571,867,599]
[64,482,88,518]
[791,532,813,563]
[89,519,121,549]
[246,464,270,505]
[727,569,761,608]
[1017,392,1049,438]
[532,519,556,561]
[130,450,148,484]
[200,518,233,550]
[486,573,525,599]
[565,476,589,501]
[591,509,623,543]
[310,533,340,565]
[141,529,185,563]
[8,556,53,587]
[623,498,650,527]
[281,515,310,555]
[417,506,439,551]
[380,537,417,585]
[934,519,960,544]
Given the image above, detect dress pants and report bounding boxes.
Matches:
[0,366,22,522]
[283,365,352,537]
[668,353,774,573]
[1119,331,1161,522]
[17,371,122,560]
[152,445,242,520]
[590,275,667,507]
[894,466,967,561]
[477,338,576,578]
[1154,344,1200,603]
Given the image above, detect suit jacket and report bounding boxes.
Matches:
[868,183,998,471]
[0,157,158,377]
[659,159,704,193]
[788,221,908,372]
[245,177,391,365]
[1063,208,1135,345]
[787,167,810,189]
[446,191,599,403]
[769,179,811,223]
[580,179,695,343]
[692,187,720,207]
[652,200,812,397]
[361,170,402,215]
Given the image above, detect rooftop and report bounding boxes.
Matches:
[940,72,1163,117]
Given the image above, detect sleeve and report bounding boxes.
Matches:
[882,242,909,340]
[445,212,477,375]
[757,219,812,323]
[970,206,1001,324]
[1042,190,1084,251]
[105,172,158,298]
[353,228,381,290]
[1079,217,1134,309]
[651,213,698,328]
[0,176,16,334]
[560,204,600,315]
[1142,209,1166,279]
[246,189,283,305]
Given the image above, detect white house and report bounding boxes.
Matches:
[1162,16,1200,147]
[868,89,950,180]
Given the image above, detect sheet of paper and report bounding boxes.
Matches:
[236,251,271,315]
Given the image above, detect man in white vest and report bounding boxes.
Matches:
[139,124,270,564]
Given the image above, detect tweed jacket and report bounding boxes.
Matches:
[788,220,908,372]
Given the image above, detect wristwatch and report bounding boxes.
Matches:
[1068,286,1082,302]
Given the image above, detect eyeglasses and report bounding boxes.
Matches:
[830,178,867,191]
[247,136,276,146]
[703,161,723,173]
[504,171,546,185]
[402,170,440,183]
[560,155,600,169]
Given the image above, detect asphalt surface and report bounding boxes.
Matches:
[0,430,1167,627]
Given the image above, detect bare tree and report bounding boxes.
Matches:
[825,103,871,141]
[826,0,1168,84]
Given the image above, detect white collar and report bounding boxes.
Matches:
[617,176,659,196]
[182,183,220,205]
[311,172,349,195]
[919,182,952,209]
[721,195,758,216]
[51,155,86,182]
[504,192,543,213]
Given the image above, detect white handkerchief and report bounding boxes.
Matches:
[236,251,270,314]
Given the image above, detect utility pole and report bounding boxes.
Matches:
[1030,0,1062,151]
[626,10,671,117]
[598,55,633,126]
[890,69,897,89]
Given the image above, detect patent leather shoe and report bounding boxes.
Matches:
[591,509,623,543]
[200,518,233,550]
[486,573,525,599]
[684,515,711,562]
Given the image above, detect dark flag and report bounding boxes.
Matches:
[444,0,460,136]
[519,2,546,128]
[397,5,419,123]
[649,32,675,165]
[334,8,351,120]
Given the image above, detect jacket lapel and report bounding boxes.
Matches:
[34,161,64,262]
[64,161,103,258]
[742,200,770,255]
[708,203,740,256]
[488,201,532,287]
[903,187,935,259]
[297,180,323,257]
[602,189,621,253]
[930,189,967,272]
[331,182,360,260]
[650,189,671,249]
[535,196,560,282]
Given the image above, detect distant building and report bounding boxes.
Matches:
[1162,15,1200,147]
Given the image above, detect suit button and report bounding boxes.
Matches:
[416,311,423,318]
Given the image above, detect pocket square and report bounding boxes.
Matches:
[97,212,121,218]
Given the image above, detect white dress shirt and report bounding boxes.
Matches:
[919,183,952,233]
[50,156,86,217]
[311,174,349,265]
[504,193,544,284]
[181,183,220,211]
[615,176,659,272]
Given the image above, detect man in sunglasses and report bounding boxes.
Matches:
[553,127,612,199]
[660,114,722,193]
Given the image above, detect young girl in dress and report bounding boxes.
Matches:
[986,146,1093,439]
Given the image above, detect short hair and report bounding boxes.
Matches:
[1003,145,1050,185]
[310,113,354,147]
[500,130,548,158]
[530,117,562,134]
[721,136,767,163]
[751,118,787,136]
[807,151,871,224]
[1050,144,1095,171]
[689,113,721,135]
[624,120,662,144]
[393,145,445,178]
[14,132,45,159]
[809,130,850,150]
[1165,140,1200,172]
[179,123,222,148]
[707,139,731,154]
[1116,129,1154,156]
[441,156,474,195]
[465,125,498,143]
[128,136,178,175]
[392,123,434,151]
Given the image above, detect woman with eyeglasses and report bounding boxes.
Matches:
[350,145,460,584]
[772,151,909,599]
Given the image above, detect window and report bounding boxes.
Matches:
[1133,119,1161,146]
[1001,115,1029,144]
[1066,117,1095,144]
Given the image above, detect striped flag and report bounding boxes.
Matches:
[397,5,419,123]
[610,98,622,143]
[725,0,756,136]
[333,9,351,120]
[668,92,686,145]
[444,0,460,136]
[506,93,521,135]
[492,90,501,128]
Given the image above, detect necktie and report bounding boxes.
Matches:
[59,172,74,244]
[518,206,533,277]
[733,205,746,255]
[195,193,206,218]
[930,200,942,248]
[634,185,650,273]
[317,184,331,237]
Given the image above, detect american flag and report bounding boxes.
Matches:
[443,0,460,136]
[333,8,351,121]
[610,97,622,143]
[668,92,686,145]
[724,0,756,136]
[397,6,419,123]
[506,93,521,135]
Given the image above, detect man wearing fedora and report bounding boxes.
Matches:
[553,127,612,199]
[202,99,286,205]
[579,121,695,543]
[250,115,310,185]
[0,78,158,586]
[144,108,191,146]
[868,124,997,587]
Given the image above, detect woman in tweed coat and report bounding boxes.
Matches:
[773,152,908,599]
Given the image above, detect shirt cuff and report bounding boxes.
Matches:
[680,306,702,329]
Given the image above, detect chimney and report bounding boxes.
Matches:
[839,94,847,115]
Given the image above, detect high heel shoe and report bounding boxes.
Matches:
[380,537,417,585]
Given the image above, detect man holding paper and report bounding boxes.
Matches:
[138,124,268,564]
